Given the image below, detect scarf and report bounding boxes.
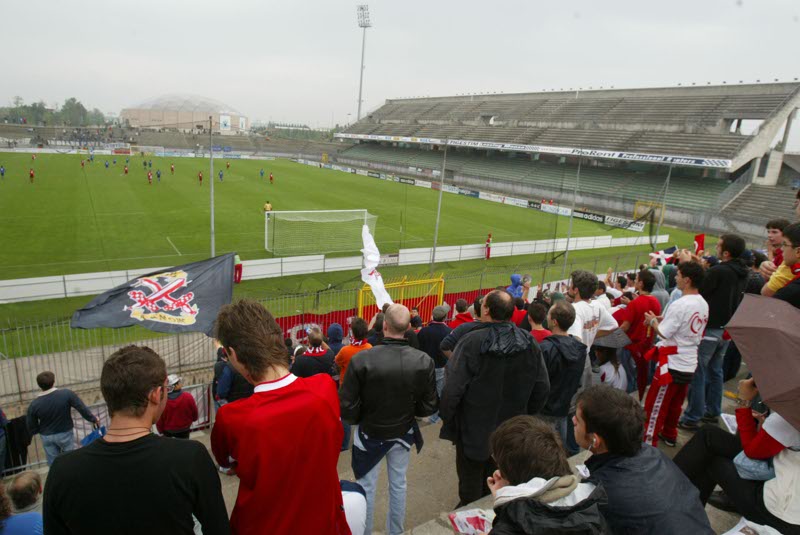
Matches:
[351,338,367,347]
[305,345,327,356]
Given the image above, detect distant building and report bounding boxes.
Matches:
[121,94,248,136]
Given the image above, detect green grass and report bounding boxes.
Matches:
[0,151,702,357]
[0,152,695,279]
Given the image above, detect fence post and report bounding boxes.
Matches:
[176,333,183,374]
[13,354,23,404]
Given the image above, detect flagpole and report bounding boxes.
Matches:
[654,163,672,246]
[562,154,581,276]
[210,116,216,257]
[429,140,448,276]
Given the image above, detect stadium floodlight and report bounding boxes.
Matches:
[356,4,372,121]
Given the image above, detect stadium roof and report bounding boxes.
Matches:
[125,94,242,115]
[336,82,800,170]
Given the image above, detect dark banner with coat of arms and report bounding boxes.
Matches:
[70,254,235,335]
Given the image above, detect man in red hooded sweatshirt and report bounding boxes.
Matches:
[156,375,198,439]
[449,299,473,329]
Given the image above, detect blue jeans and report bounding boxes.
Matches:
[681,328,728,424]
[427,367,446,423]
[342,422,352,451]
[41,430,75,466]
[357,442,410,535]
[0,433,6,475]
[617,348,638,394]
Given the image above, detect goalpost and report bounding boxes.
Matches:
[265,209,378,256]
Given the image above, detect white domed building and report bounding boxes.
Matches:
[120,94,247,135]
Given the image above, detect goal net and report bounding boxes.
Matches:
[265,210,378,256]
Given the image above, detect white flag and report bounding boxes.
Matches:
[360,225,393,309]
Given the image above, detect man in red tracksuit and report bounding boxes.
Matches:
[156,375,198,439]
[642,261,709,447]
[613,269,661,400]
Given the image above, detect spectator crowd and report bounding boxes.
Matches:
[2,195,800,535]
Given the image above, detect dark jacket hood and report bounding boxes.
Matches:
[720,258,749,279]
[541,334,587,363]
[480,322,532,357]
[493,484,610,535]
[327,323,344,344]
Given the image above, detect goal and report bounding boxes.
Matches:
[265,209,378,256]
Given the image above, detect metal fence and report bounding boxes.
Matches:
[1,383,211,478]
[0,250,652,406]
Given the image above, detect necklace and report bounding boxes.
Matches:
[105,426,151,437]
[105,430,152,437]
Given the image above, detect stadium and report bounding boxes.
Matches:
[1,71,800,535]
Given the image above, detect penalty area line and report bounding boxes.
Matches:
[166,237,182,256]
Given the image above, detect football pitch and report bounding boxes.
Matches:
[0,152,692,281]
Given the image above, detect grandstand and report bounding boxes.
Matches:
[336,82,800,239]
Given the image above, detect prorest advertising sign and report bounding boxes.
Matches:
[605,215,645,232]
[573,210,605,223]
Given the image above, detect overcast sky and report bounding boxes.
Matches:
[1,0,798,147]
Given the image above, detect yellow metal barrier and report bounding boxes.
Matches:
[358,274,445,320]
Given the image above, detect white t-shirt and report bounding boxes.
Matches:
[568,300,618,394]
[656,293,709,373]
[593,294,612,311]
[568,300,619,352]
[606,287,623,299]
[763,412,800,524]
[598,361,627,391]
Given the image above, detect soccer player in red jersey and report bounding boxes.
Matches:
[147,171,153,185]
[29,168,34,183]
[198,171,203,185]
[170,163,175,175]
[124,165,129,175]
[269,172,274,184]
[81,159,85,169]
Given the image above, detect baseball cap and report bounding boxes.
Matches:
[432,305,449,321]
[167,374,181,387]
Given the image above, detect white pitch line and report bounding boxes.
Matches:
[166,237,182,256]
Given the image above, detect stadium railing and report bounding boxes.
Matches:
[0,383,212,478]
[0,249,657,406]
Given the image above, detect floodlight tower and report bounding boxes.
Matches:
[356,5,372,121]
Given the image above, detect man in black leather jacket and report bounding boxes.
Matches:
[339,304,437,535]
[440,289,550,508]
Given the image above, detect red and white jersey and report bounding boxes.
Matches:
[656,294,709,373]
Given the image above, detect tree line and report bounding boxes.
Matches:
[1,97,106,127]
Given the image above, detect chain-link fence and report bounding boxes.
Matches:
[0,251,652,406]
